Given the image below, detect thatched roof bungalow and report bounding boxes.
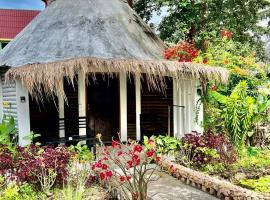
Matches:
[0,0,228,146]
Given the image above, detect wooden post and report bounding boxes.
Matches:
[135,74,141,141]
[120,72,128,142]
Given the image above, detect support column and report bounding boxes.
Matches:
[173,79,178,138]
[120,72,127,142]
[58,91,65,138]
[135,74,141,141]
[16,80,31,146]
[78,71,86,136]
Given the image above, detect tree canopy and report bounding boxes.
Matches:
[134,0,270,57]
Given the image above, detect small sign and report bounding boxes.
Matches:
[68,137,73,141]
[3,101,9,108]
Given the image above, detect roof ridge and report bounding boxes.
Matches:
[0,8,41,12]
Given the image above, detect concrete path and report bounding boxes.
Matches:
[148,172,219,200]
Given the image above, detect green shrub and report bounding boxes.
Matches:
[152,135,181,155]
[235,148,270,171]
[239,176,270,193]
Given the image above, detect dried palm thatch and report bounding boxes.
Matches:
[0,0,228,100]
[5,57,228,100]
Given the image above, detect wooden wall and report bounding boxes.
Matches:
[64,78,79,137]
[141,77,173,138]
[127,75,136,140]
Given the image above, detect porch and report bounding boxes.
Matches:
[27,72,202,146]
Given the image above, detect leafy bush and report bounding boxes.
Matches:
[15,145,73,183]
[0,145,14,172]
[235,148,270,172]
[0,182,41,200]
[239,176,270,193]
[153,135,181,155]
[183,130,236,167]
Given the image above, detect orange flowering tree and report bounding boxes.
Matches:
[93,135,161,200]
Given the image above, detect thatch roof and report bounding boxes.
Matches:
[0,0,228,98]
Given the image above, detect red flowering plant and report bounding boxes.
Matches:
[164,41,199,62]
[93,133,161,200]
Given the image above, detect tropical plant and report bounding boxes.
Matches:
[94,135,160,200]
[211,81,255,147]
[68,143,93,162]
[152,135,181,155]
[0,116,17,150]
[60,160,93,200]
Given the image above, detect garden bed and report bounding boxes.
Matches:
[160,159,270,200]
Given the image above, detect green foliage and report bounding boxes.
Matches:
[153,135,181,155]
[0,116,17,151]
[1,183,20,200]
[201,163,225,175]
[211,81,254,147]
[68,143,93,162]
[0,182,42,200]
[246,146,260,157]
[23,131,41,145]
[134,0,270,58]
[235,148,270,171]
[239,176,270,193]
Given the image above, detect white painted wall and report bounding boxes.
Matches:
[120,72,128,142]
[16,80,31,146]
[173,78,202,139]
[1,74,17,124]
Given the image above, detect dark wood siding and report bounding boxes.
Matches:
[141,77,173,138]
[127,75,136,140]
[64,78,79,137]
[29,96,59,143]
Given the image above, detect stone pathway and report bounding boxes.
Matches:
[148,172,219,200]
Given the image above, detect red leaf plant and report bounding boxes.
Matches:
[93,134,161,200]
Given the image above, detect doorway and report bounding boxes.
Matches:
[87,74,119,141]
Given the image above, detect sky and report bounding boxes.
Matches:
[0,0,44,10]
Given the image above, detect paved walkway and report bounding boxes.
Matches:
[148,172,218,200]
